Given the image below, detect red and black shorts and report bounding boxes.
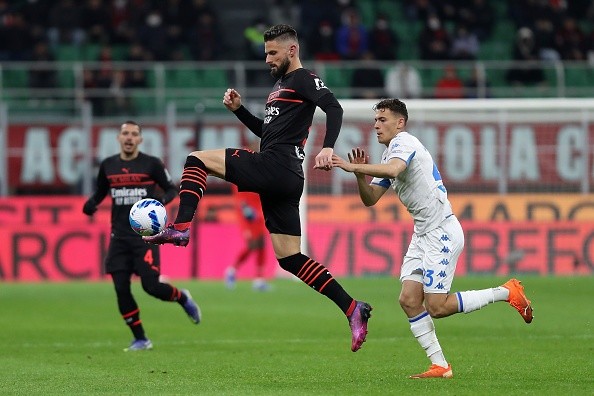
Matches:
[105,236,161,276]
[225,147,304,236]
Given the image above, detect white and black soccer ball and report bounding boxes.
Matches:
[129,198,167,236]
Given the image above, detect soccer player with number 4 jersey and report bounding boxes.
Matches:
[332,99,533,378]
[82,121,201,352]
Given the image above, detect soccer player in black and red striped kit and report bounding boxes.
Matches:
[83,121,201,352]
[144,25,372,352]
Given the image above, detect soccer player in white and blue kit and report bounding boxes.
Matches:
[332,99,533,378]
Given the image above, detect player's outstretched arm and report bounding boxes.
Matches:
[332,149,390,206]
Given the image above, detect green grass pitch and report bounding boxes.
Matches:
[0,276,592,395]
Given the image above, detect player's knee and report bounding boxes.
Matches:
[399,291,422,312]
[186,152,205,166]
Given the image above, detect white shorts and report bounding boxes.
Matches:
[400,215,464,293]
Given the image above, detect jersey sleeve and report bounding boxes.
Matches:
[386,134,416,166]
[152,157,178,205]
[296,70,342,148]
[294,69,334,104]
[370,176,391,189]
[370,135,415,188]
[89,160,110,204]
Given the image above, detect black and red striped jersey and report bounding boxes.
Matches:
[261,68,332,151]
[90,152,177,239]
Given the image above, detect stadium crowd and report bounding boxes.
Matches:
[1,0,593,62]
[1,0,594,103]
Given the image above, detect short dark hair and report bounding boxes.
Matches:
[122,120,142,133]
[264,24,298,42]
[373,99,408,123]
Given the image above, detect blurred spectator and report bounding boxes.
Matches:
[110,0,132,43]
[507,0,534,28]
[21,0,51,44]
[506,27,546,86]
[450,23,480,60]
[96,45,115,86]
[107,69,132,115]
[125,43,149,89]
[434,65,464,99]
[405,0,437,23]
[588,29,594,65]
[533,16,560,61]
[159,0,188,52]
[0,11,33,61]
[86,45,115,116]
[269,0,300,27]
[188,11,220,61]
[350,52,385,99]
[335,8,369,60]
[243,17,271,85]
[299,0,341,44]
[307,20,339,60]
[81,0,112,44]
[83,69,105,116]
[384,63,423,99]
[137,9,170,60]
[125,42,150,62]
[464,66,491,98]
[28,42,57,90]
[186,0,215,24]
[368,13,399,60]
[244,17,268,60]
[554,17,587,60]
[110,0,149,44]
[435,0,458,24]
[48,0,85,47]
[461,0,494,42]
[418,13,451,60]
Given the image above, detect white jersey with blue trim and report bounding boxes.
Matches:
[371,131,453,235]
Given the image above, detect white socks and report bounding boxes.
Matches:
[456,287,510,313]
[409,311,448,368]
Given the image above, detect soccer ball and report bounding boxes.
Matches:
[129,198,167,236]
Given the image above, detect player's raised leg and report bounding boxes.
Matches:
[144,150,226,246]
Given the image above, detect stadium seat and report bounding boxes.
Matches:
[2,69,28,88]
[197,69,228,88]
[357,0,375,27]
[129,90,156,115]
[564,68,594,97]
[166,69,201,88]
[55,45,81,62]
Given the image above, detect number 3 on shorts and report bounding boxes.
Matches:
[424,269,434,287]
